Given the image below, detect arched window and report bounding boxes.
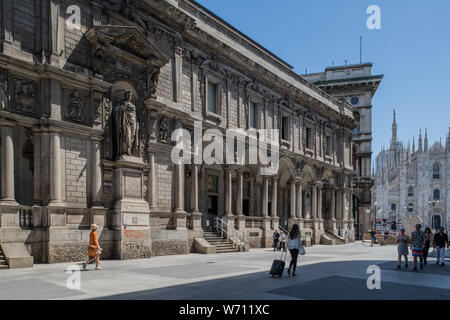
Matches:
[408,187,414,197]
[391,203,396,213]
[407,203,413,213]
[433,163,440,179]
[433,189,440,201]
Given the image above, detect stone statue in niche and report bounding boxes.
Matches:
[68,90,84,122]
[22,128,34,174]
[114,90,139,157]
[158,117,171,144]
[14,80,35,113]
[92,46,105,79]
[147,67,160,99]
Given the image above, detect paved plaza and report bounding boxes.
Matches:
[0,242,449,300]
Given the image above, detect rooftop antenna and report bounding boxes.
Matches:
[360,36,362,63]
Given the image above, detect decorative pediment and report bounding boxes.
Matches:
[86,25,169,67]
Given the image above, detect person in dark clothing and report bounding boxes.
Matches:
[369,230,376,247]
[423,227,432,264]
[433,227,449,266]
[273,229,280,251]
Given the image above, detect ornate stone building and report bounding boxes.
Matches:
[0,0,358,264]
[373,111,449,232]
[303,64,383,239]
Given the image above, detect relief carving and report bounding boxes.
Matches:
[158,117,171,144]
[67,90,84,122]
[14,79,35,114]
[0,69,8,110]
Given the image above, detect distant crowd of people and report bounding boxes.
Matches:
[370,225,449,270]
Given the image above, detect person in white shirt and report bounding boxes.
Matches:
[286,224,302,276]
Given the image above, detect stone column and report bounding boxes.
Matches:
[311,184,317,219]
[236,170,243,216]
[271,177,277,217]
[174,162,184,213]
[224,168,233,216]
[317,184,323,219]
[296,181,302,219]
[289,181,296,218]
[190,164,200,213]
[91,137,102,207]
[0,121,17,204]
[331,188,336,220]
[49,128,64,206]
[262,176,269,216]
[33,128,42,205]
[190,164,202,230]
[148,153,157,209]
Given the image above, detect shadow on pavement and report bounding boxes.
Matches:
[94,259,450,300]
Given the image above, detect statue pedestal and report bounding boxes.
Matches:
[112,156,152,259]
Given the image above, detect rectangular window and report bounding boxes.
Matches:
[306,127,312,149]
[207,81,217,113]
[249,102,256,128]
[326,136,331,156]
[282,116,289,140]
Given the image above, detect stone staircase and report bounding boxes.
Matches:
[0,248,8,269]
[321,233,346,245]
[203,231,241,253]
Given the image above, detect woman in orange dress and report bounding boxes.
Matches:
[83,224,102,270]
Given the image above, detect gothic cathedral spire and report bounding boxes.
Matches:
[424,128,428,153]
[418,129,423,153]
[390,109,398,150]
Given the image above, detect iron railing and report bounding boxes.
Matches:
[214,216,248,252]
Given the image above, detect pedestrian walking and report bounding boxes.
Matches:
[370,230,376,247]
[83,224,102,271]
[273,229,280,251]
[411,224,425,270]
[279,230,287,252]
[433,227,449,266]
[396,228,409,269]
[423,227,432,265]
[286,224,302,276]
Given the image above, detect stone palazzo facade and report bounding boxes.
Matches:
[0,0,357,263]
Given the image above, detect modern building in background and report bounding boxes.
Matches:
[373,111,449,232]
[303,64,383,239]
[0,0,359,266]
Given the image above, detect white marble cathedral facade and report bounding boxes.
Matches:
[373,111,450,232]
[0,0,361,264]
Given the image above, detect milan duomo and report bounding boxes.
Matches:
[0,0,383,266]
[373,111,449,233]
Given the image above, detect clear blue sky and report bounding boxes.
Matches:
[196,0,450,155]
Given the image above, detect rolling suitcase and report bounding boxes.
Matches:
[270,250,287,278]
